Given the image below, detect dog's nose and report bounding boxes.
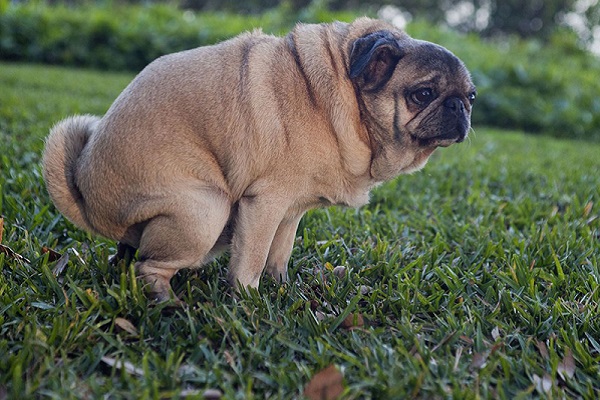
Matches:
[444,97,465,114]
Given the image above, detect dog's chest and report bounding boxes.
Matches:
[311,175,374,209]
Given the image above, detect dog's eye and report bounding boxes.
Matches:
[468,92,476,105]
[411,88,434,105]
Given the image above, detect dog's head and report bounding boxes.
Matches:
[349,29,476,179]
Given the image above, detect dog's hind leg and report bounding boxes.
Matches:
[109,242,137,266]
[133,188,231,303]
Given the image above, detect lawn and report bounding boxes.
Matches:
[1,62,599,399]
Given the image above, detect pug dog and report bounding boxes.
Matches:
[42,17,475,302]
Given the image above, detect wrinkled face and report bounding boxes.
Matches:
[350,31,476,150]
[392,41,476,148]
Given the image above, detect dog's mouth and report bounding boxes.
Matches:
[409,113,471,148]
[413,131,467,148]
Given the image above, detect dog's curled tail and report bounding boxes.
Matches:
[42,115,100,233]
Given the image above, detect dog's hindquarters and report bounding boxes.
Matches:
[42,115,100,233]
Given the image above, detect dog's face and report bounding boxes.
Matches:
[394,40,476,148]
[350,30,476,156]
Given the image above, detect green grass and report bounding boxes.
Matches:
[1,61,599,399]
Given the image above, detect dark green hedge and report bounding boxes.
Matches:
[1,3,599,141]
[0,3,358,71]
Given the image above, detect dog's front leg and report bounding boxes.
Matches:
[228,194,289,290]
[264,213,303,283]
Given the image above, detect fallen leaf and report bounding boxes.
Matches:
[315,311,334,321]
[557,348,576,380]
[101,356,144,377]
[224,350,235,368]
[202,389,223,399]
[459,335,474,346]
[304,365,344,400]
[341,313,364,329]
[41,246,62,262]
[114,317,139,336]
[359,285,371,296]
[490,341,504,355]
[535,340,549,360]
[533,373,552,394]
[309,299,319,310]
[51,252,70,276]
[332,265,346,278]
[583,201,593,217]
[0,244,31,264]
[471,352,488,369]
[491,326,500,341]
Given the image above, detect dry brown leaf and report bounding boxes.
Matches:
[535,340,549,360]
[114,317,139,336]
[490,341,504,355]
[0,244,31,264]
[309,299,319,311]
[332,265,346,278]
[51,253,70,277]
[304,365,344,400]
[558,348,576,380]
[41,246,62,262]
[224,350,236,369]
[341,313,364,329]
[101,356,144,377]
[315,311,335,322]
[459,335,474,346]
[471,352,488,369]
[533,373,552,394]
[583,201,593,217]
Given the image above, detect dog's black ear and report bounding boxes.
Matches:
[349,31,404,90]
